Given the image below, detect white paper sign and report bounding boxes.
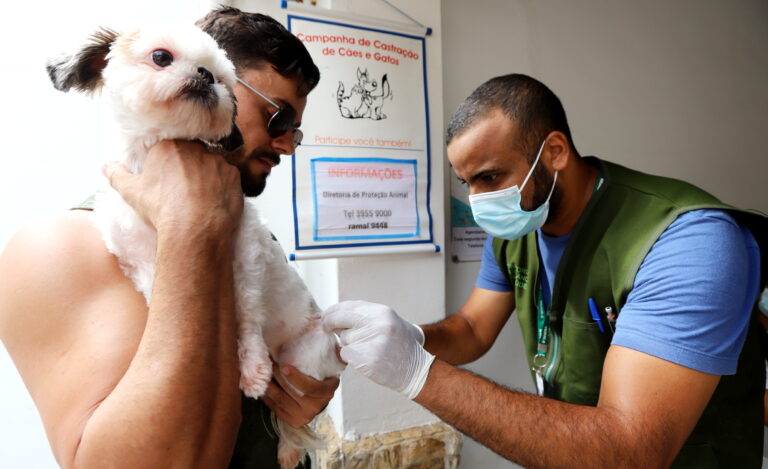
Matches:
[450,195,486,261]
[452,227,487,262]
[312,158,418,240]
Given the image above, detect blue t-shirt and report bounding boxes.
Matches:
[476,209,761,375]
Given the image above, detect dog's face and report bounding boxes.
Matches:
[356,67,377,92]
[47,25,237,145]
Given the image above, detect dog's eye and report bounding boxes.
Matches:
[151,49,173,68]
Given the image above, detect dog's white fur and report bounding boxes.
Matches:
[47,23,343,469]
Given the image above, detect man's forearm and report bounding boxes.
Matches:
[73,230,241,468]
[422,313,488,365]
[415,360,665,469]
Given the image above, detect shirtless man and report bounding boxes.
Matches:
[0,8,337,468]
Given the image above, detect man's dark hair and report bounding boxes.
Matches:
[196,7,319,96]
[446,74,577,159]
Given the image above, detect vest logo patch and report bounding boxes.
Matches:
[507,263,529,290]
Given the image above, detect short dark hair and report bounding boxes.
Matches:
[196,7,319,96]
[446,74,577,159]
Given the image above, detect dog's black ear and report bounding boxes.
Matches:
[219,123,244,153]
[219,95,243,153]
[46,28,120,93]
[202,123,243,155]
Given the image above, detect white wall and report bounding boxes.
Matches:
[441,1,768,468]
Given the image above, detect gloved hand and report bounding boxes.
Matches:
[323,300,435,399]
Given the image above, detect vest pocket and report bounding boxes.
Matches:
[558,316,610,406]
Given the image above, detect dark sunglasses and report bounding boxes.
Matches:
[235,77,303,148]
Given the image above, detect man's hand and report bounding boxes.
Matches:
[103,140,243,235]
[262,363,340,428]
[322,300,435,399]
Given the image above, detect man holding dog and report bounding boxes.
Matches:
[0,7,333,469]
[325,74,767,468]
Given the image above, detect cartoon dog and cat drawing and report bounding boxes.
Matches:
[336,67,392,120]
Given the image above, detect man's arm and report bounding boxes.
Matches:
[416,345,719,469]
[0,141,244,468]
[325,301,719,469]
[420,287,515,365]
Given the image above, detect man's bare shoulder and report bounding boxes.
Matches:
[0,211,120,319]
[7,211,112,262]
[0,209,145,362]
[0,211,147,457]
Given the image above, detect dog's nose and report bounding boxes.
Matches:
[197,67,214,85]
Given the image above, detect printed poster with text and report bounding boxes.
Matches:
[288,14,433,252]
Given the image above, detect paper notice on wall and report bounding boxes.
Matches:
[450,195,487,262]
[452,228,488,261]
[312,158,418,240]
[288,13,434,253]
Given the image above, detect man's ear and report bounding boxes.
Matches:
[46,28,119,94]
[545,131,571,172]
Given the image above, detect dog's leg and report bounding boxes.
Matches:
[237,322,272,398]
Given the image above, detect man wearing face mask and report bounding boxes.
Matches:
[324,74,768,468]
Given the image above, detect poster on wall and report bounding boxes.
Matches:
[287,13,434,258]
[451,193,487,262]
[450,173,487,262]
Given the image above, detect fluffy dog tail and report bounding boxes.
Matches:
[274,417,321,469]
[337,81,353,118]
[380,73,392,100]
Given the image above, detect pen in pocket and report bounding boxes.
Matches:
[588,298,605,333]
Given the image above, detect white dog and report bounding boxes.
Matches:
[47,23,344,468]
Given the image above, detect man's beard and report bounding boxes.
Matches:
[233,150,280,197]
[240,169,267,197]
[527,161,561,223]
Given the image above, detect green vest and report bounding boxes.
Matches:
[492,158,767,468]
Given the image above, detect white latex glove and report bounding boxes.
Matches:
[323,300,435,399]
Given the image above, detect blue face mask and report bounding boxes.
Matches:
[469,140,558,240]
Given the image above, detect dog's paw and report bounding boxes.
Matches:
[239,360,271,398]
